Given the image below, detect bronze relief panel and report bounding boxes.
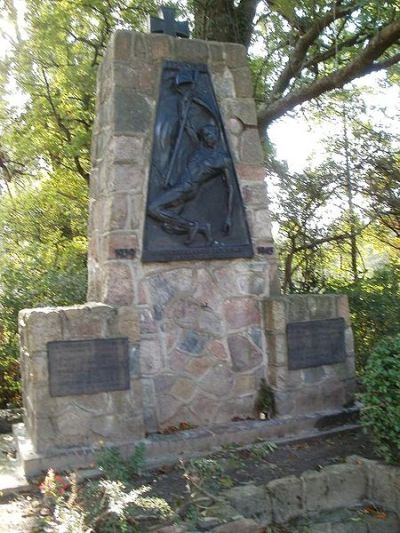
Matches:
[142,60,253,262]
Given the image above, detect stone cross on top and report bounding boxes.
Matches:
[150,6,190,38]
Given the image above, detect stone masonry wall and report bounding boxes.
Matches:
[264,294,356,416]
[222,456,400,528]
[87,31,281,431]
[19,303,144,452]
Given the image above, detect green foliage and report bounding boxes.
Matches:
[360,334,400,464]
[250,440,278,460]
[188,458,224,479]
[96,443,146,484]
[38,467,173,532]
[328,263,400,371]
[0,172,88,407]
[255,378,275,418]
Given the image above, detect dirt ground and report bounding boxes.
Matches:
[132,428,378,505]
[0,428,380,532]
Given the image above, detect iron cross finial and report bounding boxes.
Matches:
[150,7,190,39]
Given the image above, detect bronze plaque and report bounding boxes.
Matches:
[287,318,346,370]
[47,338,130,397]
[142,60,253,262]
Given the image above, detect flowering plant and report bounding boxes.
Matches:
[39,469,70,500]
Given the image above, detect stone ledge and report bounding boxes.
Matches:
[14,407,359,478]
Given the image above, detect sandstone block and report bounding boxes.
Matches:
[236,163,266,182]
[175,38,209,62]
[90,412,144,440]
[336,295,351,325]
[171,378,195,401]
[225,98,258,126]
[228,117,243,136]
[149,33,174,60]
[210,67,235,99]
[140,339,163,374]
[199,365,234,397]
[253,208,273,239]
[286,295,310,322]
[61,303,115,340]
[177,330,210,355]
[301,469,329,513]
[104,193,129,230]
[147,269,193,307]
[263,298,287,332]
[242,183,268,207]
[113,135,145,163]
[265,332,287,367]
[307,294,337,320]
[223,483,269,520]
[114,89,152,134]
[113,30,133,62]
[228,334,262,372]
[237,272,265,295]
[345,327,355,355]
[212,518,260,533]
[232,67,254,98]
[224,297,260,329]
[240,128,264,164]
[185,355,214,378]
[207,340,229,362]
[268,365,288,388]
[208,41,224,63]
[132,33,148,60]
[139,307,157,335]
[102,262,134,306]
[103,232,138,261]
[268,475,303,523]
[302,366,326,384]
[369,463,400,512]
[233,374,257,395]
[113,305,140,342]
[112,164,143,192]
[324,463,367,510]
[224,43,247,68]
[113,62,137,89]
[26,356,49,384]
[157,394,181,425]
[19,308,62,353]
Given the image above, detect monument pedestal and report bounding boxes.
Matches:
[16,30,356,476]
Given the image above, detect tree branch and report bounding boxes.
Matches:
[258,21,400,132]
[270,3,358,99]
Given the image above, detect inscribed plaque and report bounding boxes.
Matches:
[47,337,130,397]
[287,318,346,370]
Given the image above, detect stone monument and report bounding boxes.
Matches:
[15,10,356,476]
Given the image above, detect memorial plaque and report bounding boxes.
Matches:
[287,318,346,370]
[48,337,130,397]
[142,60,253,262]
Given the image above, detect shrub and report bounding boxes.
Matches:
[327,263,400,372]
[360,334,400,464]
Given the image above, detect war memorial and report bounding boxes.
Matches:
[15,8,357,476]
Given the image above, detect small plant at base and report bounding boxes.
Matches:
[39,469,70,503]
[38,470,88,532]
[91,480,173,532]
[255,378,275,419]
[251,440,278,459]
[189,458,224,479]
[96,443,146,484]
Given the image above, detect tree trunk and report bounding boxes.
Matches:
[342,105,359,282]
[191,0,258,48]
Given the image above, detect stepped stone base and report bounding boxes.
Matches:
[14,404,359,477]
